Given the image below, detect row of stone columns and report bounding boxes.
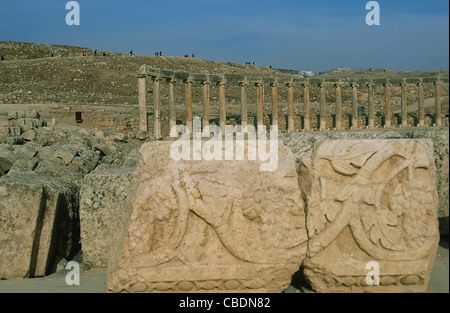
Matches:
[138,75,445,137]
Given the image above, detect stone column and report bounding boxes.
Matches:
[400,82,408,128]
[256,82,264,128]
[152,76,161,139]
[303,83,311,131]
[184,78,193,133]
[202,81,211,129]
[240,80,248,129]
[351,83,359,129]
[417,82,425,127]
[138,75,148,131]
[319,83,326,131]
[434,82,442,127]
[287,82,295,133]
[334,84,342,130]
[367,83,375,129]
[271,82,279,127]
[384,83,392,128]
[218,79,226,134]
[168,78,177,137]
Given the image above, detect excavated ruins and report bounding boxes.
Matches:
[0,44,449,293]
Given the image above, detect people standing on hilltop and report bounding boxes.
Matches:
[94,49,97,57]
[82,50,86,57]
[0,56,4,61]
[192,53,195,58]
[160,51,162,56]
[130,50,133,56]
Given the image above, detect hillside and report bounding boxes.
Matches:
[0,41,292,106]
[0,41,448,133]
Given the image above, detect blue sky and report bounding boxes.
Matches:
[0,0,448,72]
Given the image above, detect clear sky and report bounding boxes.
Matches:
[1,0,448,72]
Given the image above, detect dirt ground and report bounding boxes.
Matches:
[0,238,447,293]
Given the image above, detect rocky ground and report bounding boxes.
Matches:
[0,240,447,293]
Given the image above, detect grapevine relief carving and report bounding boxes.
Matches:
[307,140,439,261]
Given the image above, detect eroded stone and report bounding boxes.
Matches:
[107,141,308,293]
[299,139,439,293]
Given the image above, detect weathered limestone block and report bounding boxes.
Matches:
[8,158,39,173]
[107,141,307,293]
[79,168,134,269]
[0,137,22,145]
[0,173,80,279]
[0,157,12,176]
[0,127,22,137]
[299,139,439,293]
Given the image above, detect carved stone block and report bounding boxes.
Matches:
[300,139,440,293]
[107,141,307,293]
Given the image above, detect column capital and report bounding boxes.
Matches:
[351,83,359,88]
[239,81,248,87]
[201,80,211,86]
[151,75,161,82]
[167,77,176,83]
[433,81,441,86]
[136,74,147,79]
[400,82,407,87]
[383,83,392,87]
[184,78,194,84]
[417,82,423,87]
[270,82,279,87]
[334,83,342,88]
[302,82,310,87]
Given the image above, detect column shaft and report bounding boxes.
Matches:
[435,82,442,127]
[351,84,359,129]
[138,77,148,131]
[256,82,264,128]
[185,79,193,133]
[335,84,342,130]
[240,81,248,128]
[368,84,375,129]
[168,79,177,137]
[401,83,408,127]
[287,83,295,132]
[303,84,310,131]
[202,81,210,128]
[384,84,392,128]
[153,77,161,139]
[219,81,226,133]
[418,83,425,127]
[319,83,326,131]
[271,83,279,126]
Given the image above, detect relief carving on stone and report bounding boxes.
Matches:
[302,140,439,292]
[108,142,308,293]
